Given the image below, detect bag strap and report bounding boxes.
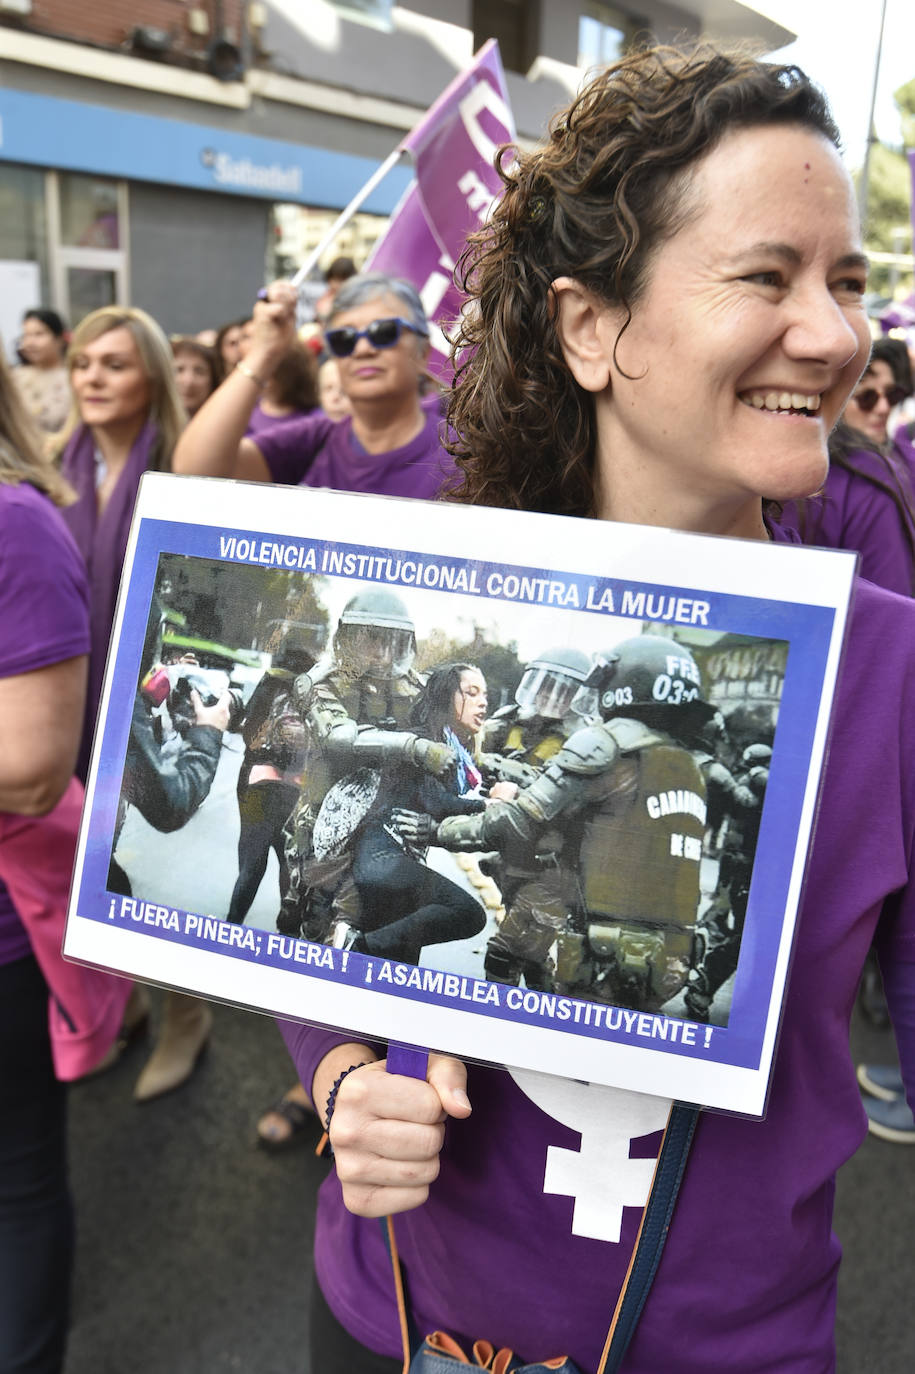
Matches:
[382,1214,421,1374]
[596,1100,700,1373]
[383,1097,700,1374]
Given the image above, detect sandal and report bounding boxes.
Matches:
[256,1091,317,1152]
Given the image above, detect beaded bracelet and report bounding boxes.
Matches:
[234,359,266,389]
[324,1062,369,1134]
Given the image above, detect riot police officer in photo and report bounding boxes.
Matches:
[684,741,770,1023]
[474,644,592,985]
[688,708,758,855]
[277,589,456,938]
[394,635,709,1013]
[481,645,593,765]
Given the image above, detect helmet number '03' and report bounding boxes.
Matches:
[602,685,634,711]
[651,674,699,706]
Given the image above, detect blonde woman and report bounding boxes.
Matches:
[57,308,211,1102]
[55,306,185,781]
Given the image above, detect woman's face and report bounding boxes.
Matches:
[70,326,152,432]
[220,325,244,368]
[318,359,351,422]
[453,669,488,737]
[572,124,871,535]
[174,350,214,417]
[326,294,427,408]
[237,320,256,361]
[20,317,62,368]
[843,358,897,445]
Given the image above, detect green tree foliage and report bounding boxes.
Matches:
[896,77,915,150]
[157,554,330,659]
[858,143,912,293]
[856,79,914,296]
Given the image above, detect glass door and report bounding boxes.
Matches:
[48,172,129,325]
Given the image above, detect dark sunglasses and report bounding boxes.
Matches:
[851,383,909,412]
[324,316,428,358]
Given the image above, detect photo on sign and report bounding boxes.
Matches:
[108,550,783,1032]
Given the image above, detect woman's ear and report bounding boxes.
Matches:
[550,277,615,394]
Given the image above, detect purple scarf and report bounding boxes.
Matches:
[60,419,161,778]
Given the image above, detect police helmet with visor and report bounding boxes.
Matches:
[515,645,592,721]
[333,590,416,680]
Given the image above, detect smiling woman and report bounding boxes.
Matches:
[54,307,185,782]
[277,43,915,1374]
[447,108,870,537]
[54,307,218,1104]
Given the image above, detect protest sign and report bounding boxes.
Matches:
[65,474,856,1116]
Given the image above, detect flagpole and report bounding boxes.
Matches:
[857,0,887,227]
[290,146,406,288]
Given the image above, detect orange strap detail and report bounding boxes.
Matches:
[387,1216,414,1374]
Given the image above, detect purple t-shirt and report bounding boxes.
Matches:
[280,562,915,1372]
[245,403,316,439]
[254,406,454,500]
[779,446,915,596]
[892,422,915,483]
[0,482,90,965]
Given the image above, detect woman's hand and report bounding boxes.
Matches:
[172,279,298,482]
[327,1053,472,1217]
[245,280,299,380]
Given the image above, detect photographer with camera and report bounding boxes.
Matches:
[113,681,233,847]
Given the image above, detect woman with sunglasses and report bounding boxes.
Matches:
[843,354,910,451]
[173,273,452,500]
[781,336,915,598]
[278,45,915,1374]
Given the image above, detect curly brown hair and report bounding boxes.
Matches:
[447,43,841,517]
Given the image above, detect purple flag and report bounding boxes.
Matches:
[366,40,516,379]
[401,38,515,263]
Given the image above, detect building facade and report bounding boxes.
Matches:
[0,0,792,345]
